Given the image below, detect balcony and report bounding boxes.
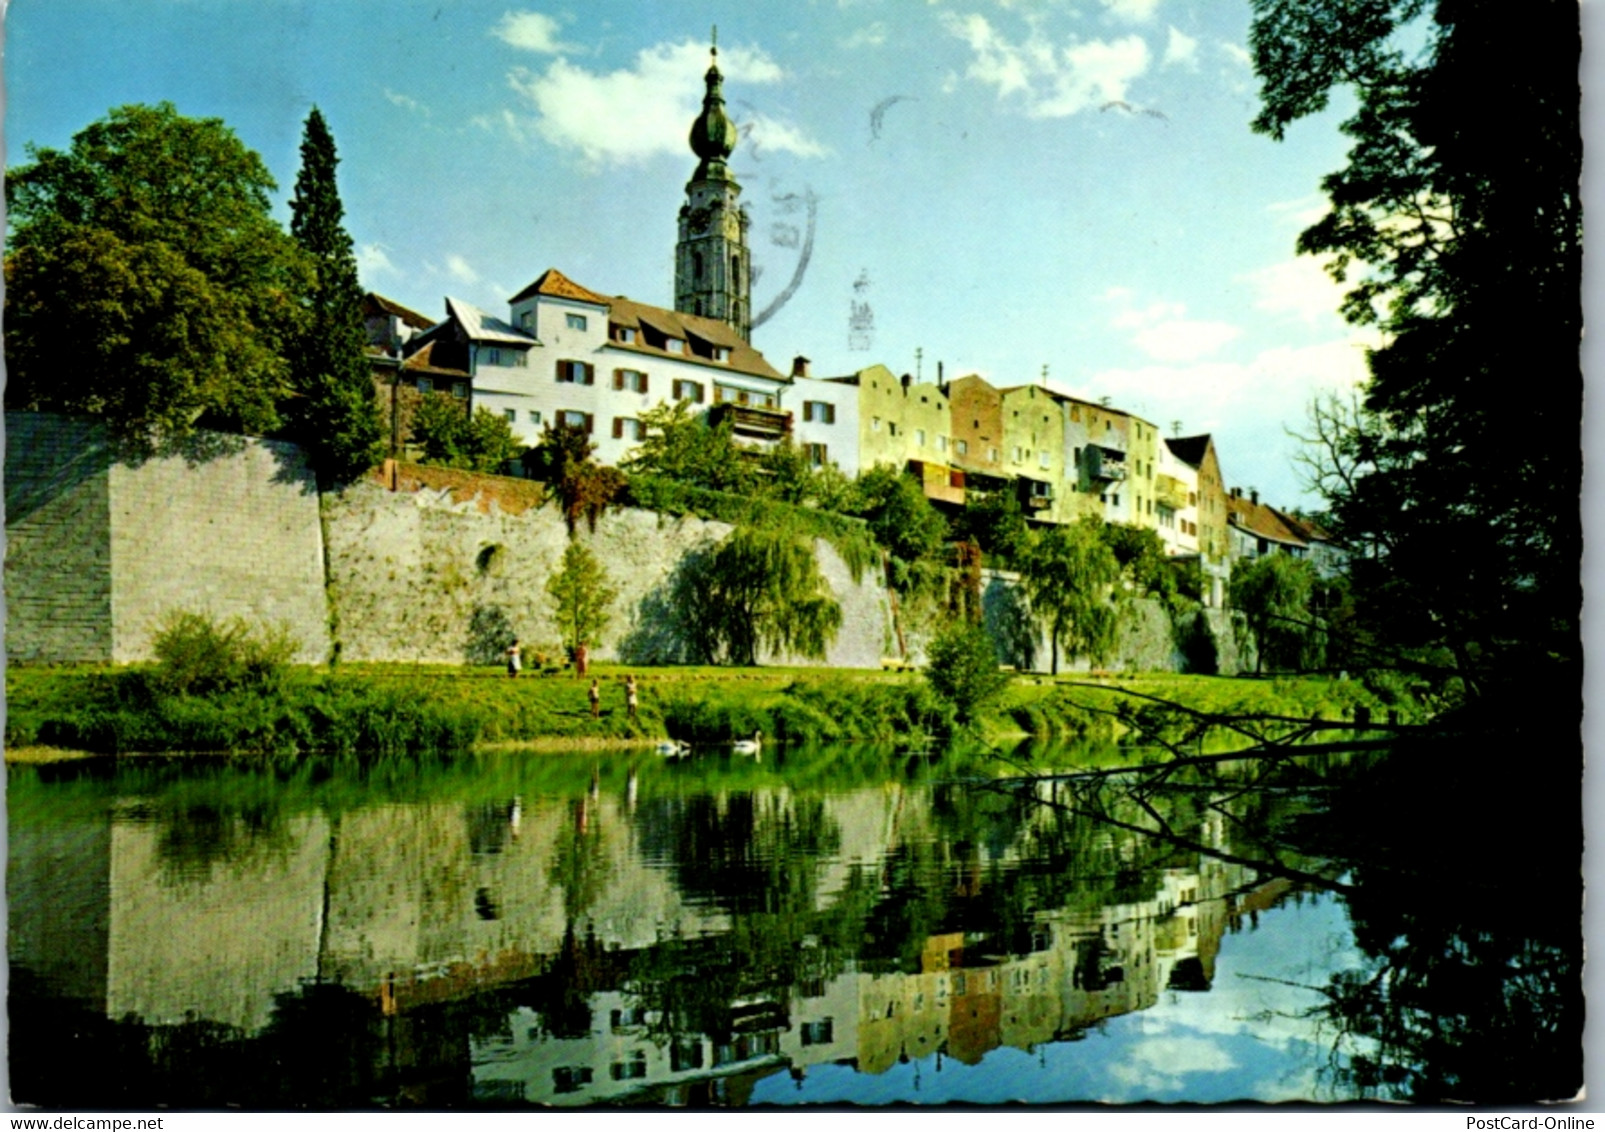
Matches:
[710,402,792,439]
[1017,477,1054,511]
[1085,445,1128,482]
[1156,474,1190,510]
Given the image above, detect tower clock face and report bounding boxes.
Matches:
[688,206,713,234]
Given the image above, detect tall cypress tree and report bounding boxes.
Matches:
[289,106,384,481]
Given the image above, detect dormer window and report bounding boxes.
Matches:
[566,313,588,331]
[667,338,686,355]
[711,345,731,363]
[614,325,639,345]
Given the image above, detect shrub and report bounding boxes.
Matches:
[148,611,299,697]
[925,622,1011,728]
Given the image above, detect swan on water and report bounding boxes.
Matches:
[732,732,762,756]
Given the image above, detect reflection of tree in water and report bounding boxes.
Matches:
[549,794,612,926]
[1282,746,1582,1103]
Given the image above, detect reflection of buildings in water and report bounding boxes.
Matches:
[11,776,1310,1104]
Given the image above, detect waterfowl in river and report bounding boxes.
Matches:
[732,732,763,757]
[654,739,690,757]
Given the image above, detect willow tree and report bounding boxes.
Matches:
[694,524,842,666]
[1021,518,1121,675]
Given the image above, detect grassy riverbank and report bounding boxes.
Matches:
[4,662,1396,761]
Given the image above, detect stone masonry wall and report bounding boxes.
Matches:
[322,476,893,668]
[5,414,332,665]
[5,415,115,662]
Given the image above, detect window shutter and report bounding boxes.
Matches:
[825,404,836,425]
[613,369,624,391]
[612,417,623,440]
[640,373,649,395]
[556,359,567,382]
[585,413,595,434]
[584,363,595,386]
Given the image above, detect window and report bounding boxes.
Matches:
[511,350,528,367]
[552,1067,593,1094]
[519,310,534,331]
[610,1054,647,1082]
[481,347,502,367]
[937,435,948,452]
[888,422,899,437]
[612,417,645,441]
[1013,446,1024,463]
[872,417,882,432]
[613,369,648,393]
[670,1041,704,1073]
[417,377,433,395]
[800,1020,835,1047]
[803,400,836,424]
[1039,450,1050,468]
[666,337,687,354]
[916,428,926,447]
[615,326,639,345]
[956,439,969,456]
[556,359,595,385]
[451,382,468,399]
[566,313,588,331]
[805,443,828,467]
[711,346,731,362]
[503,409,516,423]
[988,447,999,463]
[673,378,705,403]
[529,410,542,424]
[1112,494,1121,507]
[560,410,594,433]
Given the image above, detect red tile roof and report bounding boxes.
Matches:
[509,268,612,306]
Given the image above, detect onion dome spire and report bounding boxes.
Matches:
[688,28,738,181]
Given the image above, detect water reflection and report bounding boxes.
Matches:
[7,744,1580,1107]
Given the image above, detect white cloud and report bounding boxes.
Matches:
[1104,290,1238,361]
[1101,0,1161,23]
[493,11,576,55]
[1106,1035,1236,1094]
[383,88,428,116]
[1162,26,1197,68]
[841,21,888,49]
[1267,193,1328,230]
[356,243,397,280]
[743,113,829,159]
[1131,318,1241,362]
[1219,40,1252,67]
[445,255,483,285]
[505,39,821,165]
[1243,255,1348,326]
[943,13,1150,118]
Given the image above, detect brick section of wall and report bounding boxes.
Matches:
[5,414,332,665]
[323,477,891,668]
[5,414,116,662]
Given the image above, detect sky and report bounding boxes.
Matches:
[5,0,1389,510]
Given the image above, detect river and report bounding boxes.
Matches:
[6,740,1582,1107]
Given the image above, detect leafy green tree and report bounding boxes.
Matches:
[1251,0,1580,714]
[4,103,305,451]
[287,107,385,480]
[546,541,618,658]
[955,488,1031,567]
[851,467,949,569]
[924,621,1010,727]
[410,396,520,473]
[692,524,842,666]
[523,421,627,536]
[1229,552,1322,674]
[623,400,755,493]
[1021,517,1121,675]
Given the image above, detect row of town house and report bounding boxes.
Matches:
[361,42,1344,596]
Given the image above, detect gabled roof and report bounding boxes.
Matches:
[363,292,435,330]
[606,295,784,381]
[1271,508,1336,545]
[444,296,539,346]
[1227,493,1308,548]
[508,268,612,307]
[1164,434,1216,469]
[400,342,470,378]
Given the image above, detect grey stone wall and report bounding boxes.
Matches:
[5,415,115,662]
[321,478,893,668]
[5,414,331,665]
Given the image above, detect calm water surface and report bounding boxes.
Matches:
[7,742,1581,1107]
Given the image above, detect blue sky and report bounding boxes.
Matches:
[6,0,1382,509]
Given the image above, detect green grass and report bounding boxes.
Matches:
[5,662,1396,758]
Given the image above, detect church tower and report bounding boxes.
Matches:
[675,35,751,341]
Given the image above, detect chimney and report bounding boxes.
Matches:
[937,361,944,383]
[1250,489,1259,506]
[791,355,811,379]
[901,373,912,390]
[1231,487,1242,500]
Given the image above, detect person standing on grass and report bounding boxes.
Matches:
[506,640,522,678]
[626,675,638,720]
[589,679,601,719]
